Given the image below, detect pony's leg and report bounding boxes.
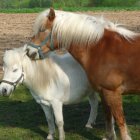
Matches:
[86,92,98,129]
[40,104,55,140]
[51,100,65,140]
[101,88,131,140]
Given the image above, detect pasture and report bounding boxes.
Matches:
[0,10,140,139]
[0,86,140,140]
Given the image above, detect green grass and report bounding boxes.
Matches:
[0,8,45,13]
[0,6,140,13]
[0,85,140,140]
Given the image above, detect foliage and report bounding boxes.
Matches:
[0,0,140,9]
[29,0,52,8]
[53,0,140,7]
[0,6,140,13]
[94,0,139,7]
[53,0,91,7]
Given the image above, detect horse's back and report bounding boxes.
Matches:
[87,30,140,93]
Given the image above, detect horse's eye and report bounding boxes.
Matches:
[13,69,18,72]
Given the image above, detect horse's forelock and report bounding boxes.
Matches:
[33,9,50,35]
[4,49,24,67]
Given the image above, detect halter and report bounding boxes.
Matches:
[0,70,24,91]
[28,31,54,59]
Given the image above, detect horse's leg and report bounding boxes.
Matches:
[100,91,116,140]
[51,100,65,140]
[40,104,55,140]
[86,92,98,128]
[101,88,131,140]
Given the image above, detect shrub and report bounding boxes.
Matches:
[29,0,52,8]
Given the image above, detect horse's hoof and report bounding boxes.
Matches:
[102,135,116,140]
[85,124,93,129]
[46,134,54,140]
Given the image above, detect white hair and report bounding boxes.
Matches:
[33,9,139,49]
[4,48,59,90]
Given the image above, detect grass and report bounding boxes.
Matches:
[0,6,140,13]
[0,85,140,140]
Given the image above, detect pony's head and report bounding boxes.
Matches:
[27,8,58,59]
[0,47,27,96]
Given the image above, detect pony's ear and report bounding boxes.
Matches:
[48,8,55,21]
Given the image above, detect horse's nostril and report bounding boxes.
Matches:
[2,88,7,96]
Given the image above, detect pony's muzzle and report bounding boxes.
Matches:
[1,87,8,96]
[0,83,13,97]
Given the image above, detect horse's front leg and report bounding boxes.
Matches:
[100,94,116,140]
[86,91,99,129]
[51,100,65,140]
[40,104,55,140]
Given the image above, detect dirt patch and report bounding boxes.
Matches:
[0,11,140,79]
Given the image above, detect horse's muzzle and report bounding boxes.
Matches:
[1,87,8,96]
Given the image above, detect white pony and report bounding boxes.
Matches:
[0,46,98,140]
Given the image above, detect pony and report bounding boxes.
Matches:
[0,47,98,140]
[26,8,140,140]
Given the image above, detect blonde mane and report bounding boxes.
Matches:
[33,9,139,48]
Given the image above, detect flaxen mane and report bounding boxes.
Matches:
[33,9,138,48]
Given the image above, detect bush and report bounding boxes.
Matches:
[29,0,52,8]
[94,0,139,7]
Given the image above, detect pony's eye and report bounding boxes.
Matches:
[13,69,18,72]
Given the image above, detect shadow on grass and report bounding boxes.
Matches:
[0,97,103,140]
[0,98,47,138]
[0,87,140,140]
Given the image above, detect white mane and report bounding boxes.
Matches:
[4,48,59,90]
[33,9,138,48]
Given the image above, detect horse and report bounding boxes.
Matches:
[26,8,140,140]
[0,46,98,140]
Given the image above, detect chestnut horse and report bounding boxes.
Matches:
[27,8,140,140]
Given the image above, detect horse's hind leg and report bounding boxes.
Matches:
[101,88,131,140]
[86,91,98,128]
[40,104,55,140]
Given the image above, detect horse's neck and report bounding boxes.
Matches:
[22,56,58,89]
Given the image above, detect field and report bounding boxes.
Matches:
[0,10,140,140]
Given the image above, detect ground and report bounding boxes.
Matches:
[0,11,140,78]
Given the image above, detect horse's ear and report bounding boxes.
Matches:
[48,8,55,21]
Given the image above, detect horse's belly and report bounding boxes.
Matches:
[63,87,91,105]
[62,73,92,104]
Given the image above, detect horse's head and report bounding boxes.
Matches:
[27,8,58,59]
[0,48,26,96]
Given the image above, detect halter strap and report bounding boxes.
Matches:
[29,32,54,59]
[0,73,24,91]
